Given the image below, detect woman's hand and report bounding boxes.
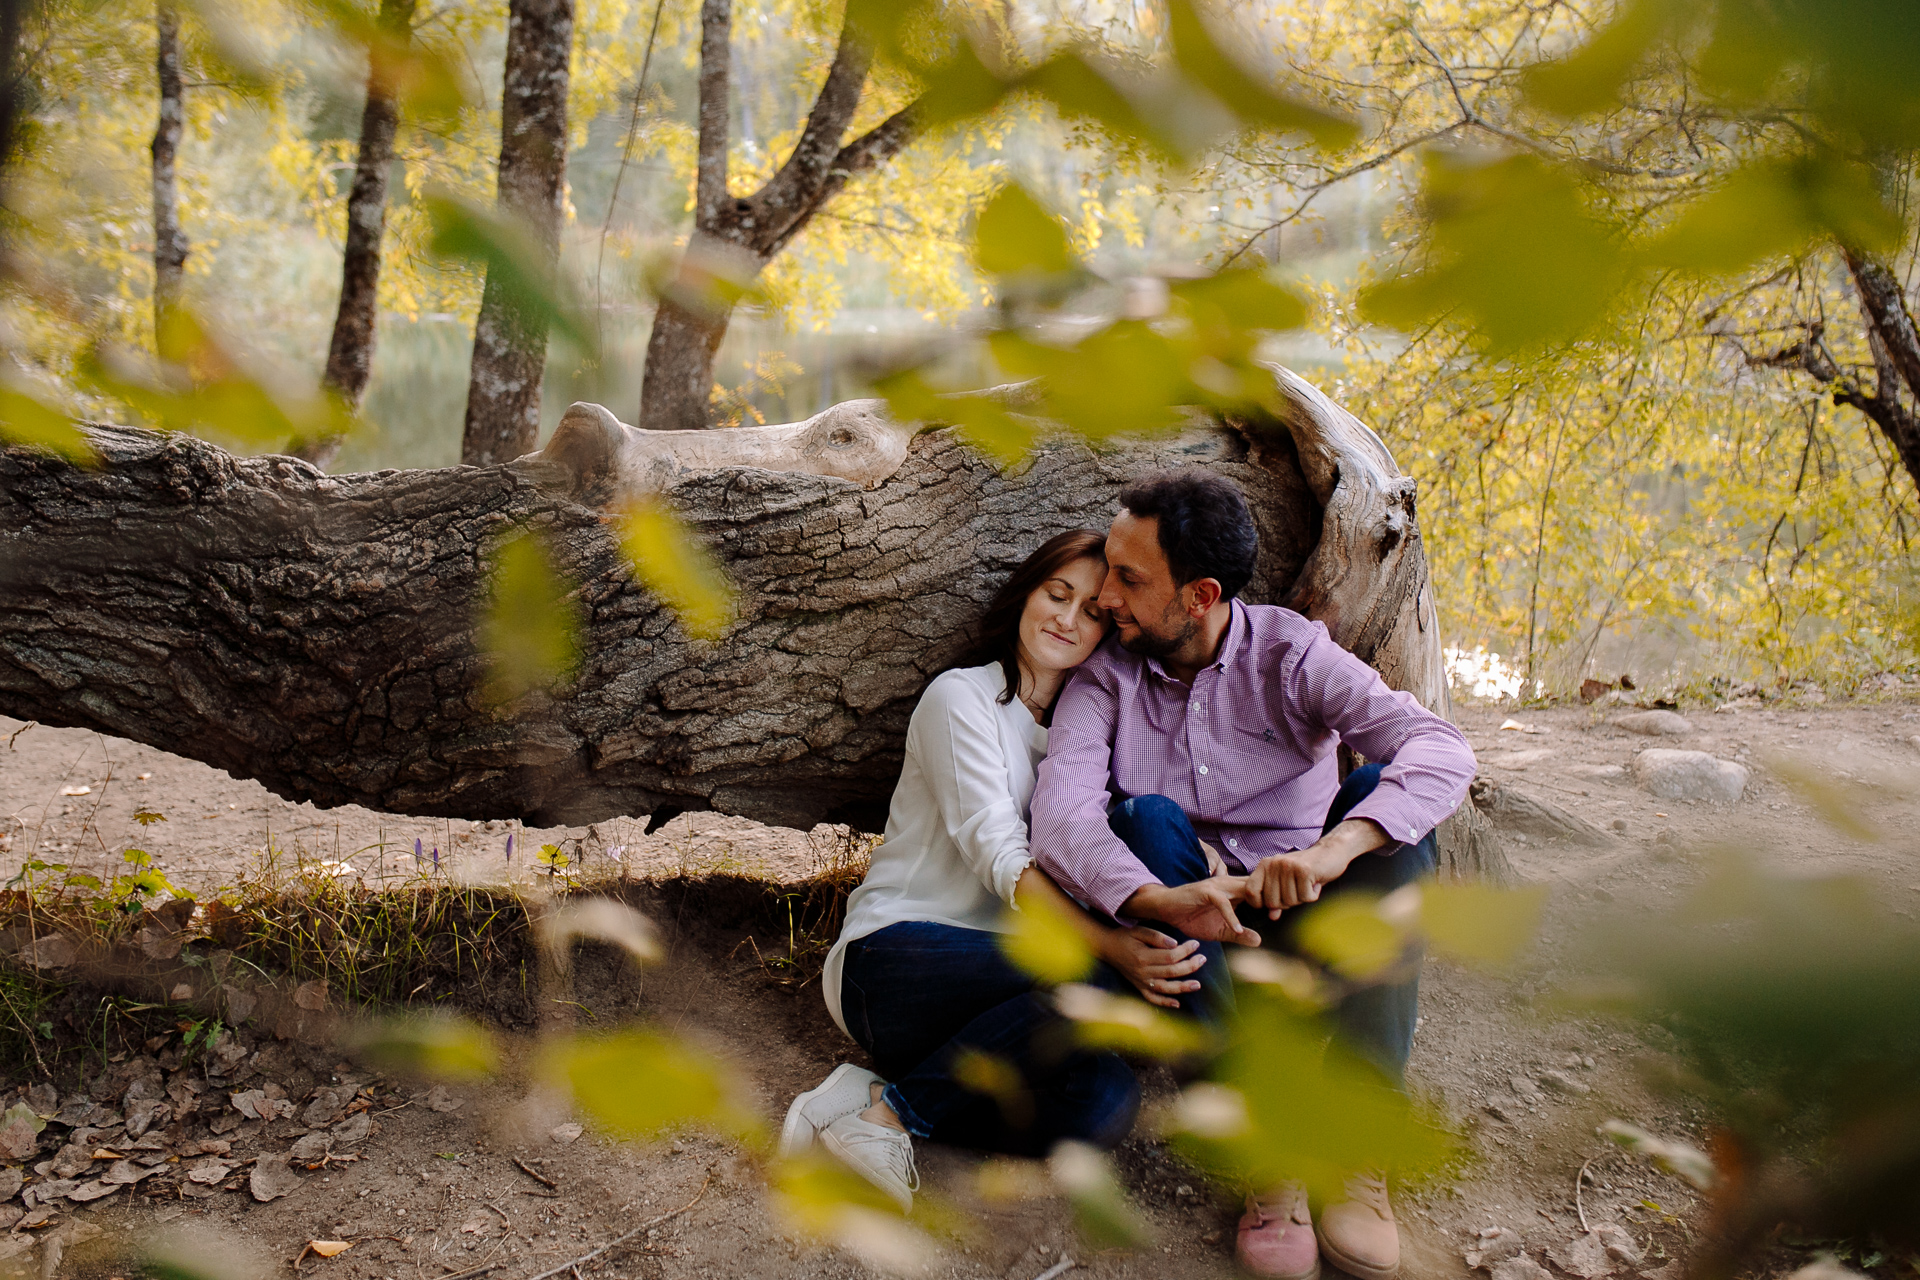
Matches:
[1099,925,1207,1009]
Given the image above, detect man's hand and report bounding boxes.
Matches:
[1098,926,1207,1009]
[1243,818,1393,920]
[1121,879,1261,946]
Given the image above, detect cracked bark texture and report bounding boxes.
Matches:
[459,0,573,465]
[0,369,1510,880]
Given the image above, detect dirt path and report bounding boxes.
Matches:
[0,699,1914,1279]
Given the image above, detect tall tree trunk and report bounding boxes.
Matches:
[150,2,186,331]
[636,0,917,430]
[0,368,1511,883]
[458,0,573,466]
[293,0,417,471]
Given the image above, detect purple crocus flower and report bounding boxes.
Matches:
[431,846,440,868]
[413,837,424,863]
[505,833,514,862]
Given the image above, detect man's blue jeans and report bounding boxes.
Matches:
[839,922,1140,1157]
[1106,764,1436,1081]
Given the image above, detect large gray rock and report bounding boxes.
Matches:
[1612,710,1693,736]
[1632,749,1749,803]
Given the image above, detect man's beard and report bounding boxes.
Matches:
[1118,603,1196,659]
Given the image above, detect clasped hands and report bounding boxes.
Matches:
[1101,820,1392,1005]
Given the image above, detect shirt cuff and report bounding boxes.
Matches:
[994,855,1035,908]
[1345,791,1433,848]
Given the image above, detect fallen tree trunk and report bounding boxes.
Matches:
[0,365,1509,880]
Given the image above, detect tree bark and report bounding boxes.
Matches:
[150,1,187,329]
[459,0,573,466]
[636,0,917,431]
[0,366,1509,882]
[293,0,417,471]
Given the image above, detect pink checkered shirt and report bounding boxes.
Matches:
[1029,599,1476,919]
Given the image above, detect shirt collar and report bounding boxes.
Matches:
[1142,598,1247,682]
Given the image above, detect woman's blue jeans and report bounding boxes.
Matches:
[1106,764,1436,1082]
[839,922,1140,1157]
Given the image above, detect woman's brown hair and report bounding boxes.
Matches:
[953,528,1108,706]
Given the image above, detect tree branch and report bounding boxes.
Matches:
[693,0,730,231]
[751,20,874,235]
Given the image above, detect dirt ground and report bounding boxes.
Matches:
[0,695,1917,1280]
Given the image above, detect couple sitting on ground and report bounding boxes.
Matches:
[777,469,1475,1280]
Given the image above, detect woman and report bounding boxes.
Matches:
[778,530,1208,1210]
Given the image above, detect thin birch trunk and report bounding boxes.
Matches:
[150,2,186,333]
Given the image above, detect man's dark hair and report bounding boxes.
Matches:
[1116,469,1259,601]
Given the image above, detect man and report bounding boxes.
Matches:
[1029,468,1475,1280]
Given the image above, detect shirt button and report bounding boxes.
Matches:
[1228,838,1238,848]
[1198,765,1209,775]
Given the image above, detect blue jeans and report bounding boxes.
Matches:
[1106,764,1436,1081]
[838,921,1140,1157]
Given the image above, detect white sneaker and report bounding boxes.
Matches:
[819,1113,918,1213]
[779,1063,884,1158]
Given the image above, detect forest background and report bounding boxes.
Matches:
[6,0,1917,699]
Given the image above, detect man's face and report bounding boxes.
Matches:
[1099,512,1197,658]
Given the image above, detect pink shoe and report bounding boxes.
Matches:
[1235,1183,1320,1280]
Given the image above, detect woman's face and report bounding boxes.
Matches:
[1017,556,1109,677]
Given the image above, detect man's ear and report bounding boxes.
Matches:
[1184,577,1224,617]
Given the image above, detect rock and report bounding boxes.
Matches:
[1547,1231,1615,1278]
[1538,1070,1591,1096]
[1508,1074,1542,1100]
[548,1123,583,1145]
[1785,1259,1868,1280]
[1465,1227,1525,1268]
[18,936,74,970]
[1631,750,1749,804]
[1482,1102,1514,1124]
[249,1157,304,1202]
[1488,1258,1553,1280]
[423,1087,462,1114]
[1613,711,1693,736]
[1609,818,1628,833]
[1579,679,1612,704]
[331,1112,371,1145]
[1589,1224,1641,1268]
[289,1132,332,1163]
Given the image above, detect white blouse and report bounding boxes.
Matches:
[822,663,1049,1036]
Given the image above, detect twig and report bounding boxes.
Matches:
[372,1100,414,1118]
[512,1158,556,1189]
[516,1190,560,1199]
[1575,1156,1595,1233]
[6,720,35,749]
[516,1176,710,1280]
[482,1204,513,1229]
[431,1263,504,1280]
[1032,1259,1077,1280]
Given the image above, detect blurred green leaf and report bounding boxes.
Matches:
[1295,893,1409,981]
[1165,0,1356,148]
[1359,153,1625,351]
[772,1154,938,1272]
[424,192,595,354]
[614,500,734,640]
[1599,1120,1718,1190]
[951,1048,1032,1128]
[990,324,1188,438]
[1170,988,1455,1199]
[1048,1141,1154,1249]
[1420,881,1548,968]
[972,183,1079,280]
[543,1029,760,1142]
[0,385,94,463]
[912,38,1013,129]
[1758,753,1886,843]
[1521,0,1669,117]
[479,533,583,704]
[301,0,466,120]
[1054,982,1211,1058]
[540,896,662,967]
[352,1013,500,1080]
[998,891,1096,984]
[1170,268,1310,334]
[1022,52,1185,161]
[873,368,1038,466]
[1644,156,1905,273]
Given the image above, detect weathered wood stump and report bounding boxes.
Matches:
[0,365,1509,880]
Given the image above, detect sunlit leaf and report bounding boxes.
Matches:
[1171,987,1455,1199]
[614,500,734,640]
[998,891,1095,984]
[1419,881,1548,968]
[971,183,1078,280]
[1294,893,1409,981]
[1227,949,1326,1007]
[351,1014,500,1080]
[771,1154,938,1272]
[1054,982,1211,1058]
[132,809,167,826]
[478,533,582,704]
[424,192,594,354]
[1048,1141,1154,1249]
[0,385,94,463]
[1644,156,1905,273]
[542,1029,760,1142]
[1359,153,1625,352]
[1165,0,1357,149]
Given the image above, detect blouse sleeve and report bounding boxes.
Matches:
[905,672,1034,907]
